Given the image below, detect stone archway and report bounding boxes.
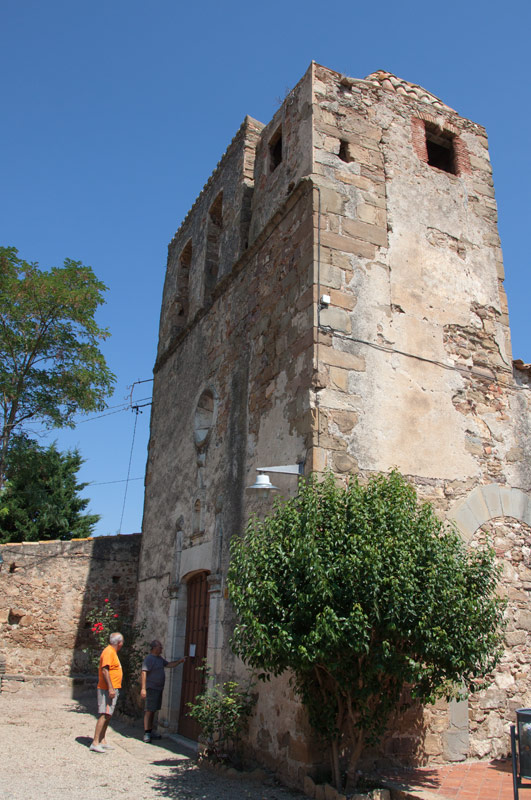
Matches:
[448,484,531,543]
[442,484,531,761]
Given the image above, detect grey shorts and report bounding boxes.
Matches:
[97,687,119,716]
[145,688,163,712]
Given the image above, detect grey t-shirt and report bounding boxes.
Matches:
[142,654,168,690]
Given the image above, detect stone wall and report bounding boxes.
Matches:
[139,64,317,783]
[309,63,531,768]
[0,535,140,677]
[470,518,531,758]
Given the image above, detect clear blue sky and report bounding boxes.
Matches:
[1,0,529,536]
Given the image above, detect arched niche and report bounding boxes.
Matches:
[443,483,531,762]
[194,388,216,452]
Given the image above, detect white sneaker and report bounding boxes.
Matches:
[100,743,115,750]
[89,743,107,753]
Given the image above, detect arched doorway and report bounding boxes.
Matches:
[178,570,210,740]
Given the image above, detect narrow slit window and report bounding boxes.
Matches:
[176,240,192,324]
[204,193,222,301]
[193,499,201,533]
[425,122,456,174]
[269,127,282,172]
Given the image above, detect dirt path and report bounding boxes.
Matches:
[0,681,301,800]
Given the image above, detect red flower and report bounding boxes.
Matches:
[104,598,109,603]
[113,614,119,618]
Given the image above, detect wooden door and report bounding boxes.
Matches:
[178,571,210,740]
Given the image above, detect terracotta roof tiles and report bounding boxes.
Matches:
[364,70,456,113]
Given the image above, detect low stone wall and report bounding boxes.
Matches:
[0,535,141,677]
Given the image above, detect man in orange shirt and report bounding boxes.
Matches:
[90,632,124,753]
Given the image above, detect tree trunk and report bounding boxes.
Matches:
[344,729,364,793]
[330,739,341,791]
[0,402,18,491]
[0,431,9,491]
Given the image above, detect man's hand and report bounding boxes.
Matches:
[166,657,187,668]
[140,688,147,699]
[109,687,116,699]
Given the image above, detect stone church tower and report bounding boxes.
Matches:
[138,62,531,779]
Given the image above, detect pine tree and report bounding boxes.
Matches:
[0,435,100,542]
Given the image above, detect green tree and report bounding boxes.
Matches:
[0,435,99,542]
[228,471,505,792]
[0,246,115,489]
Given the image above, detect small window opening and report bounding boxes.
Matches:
[425,123,456,174]
[338,140,352,163]
[112,575,120,584]
[204,193,223,301]
[8,610,22,624]
[9,562,16,573]
[269,127,282,172]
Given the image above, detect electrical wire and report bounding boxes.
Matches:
[89,477,144,486]
[27,396,153,435]
[70,395,153,423]
[322,328,531,393]
[118,408,140,534]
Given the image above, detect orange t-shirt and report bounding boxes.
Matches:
[97,644,123,690]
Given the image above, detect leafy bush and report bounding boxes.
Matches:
[187,667,256,762]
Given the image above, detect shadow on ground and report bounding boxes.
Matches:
[486,759,513,774]
[65,686,298,798]
[148,761,301,799]
[75,735,93,749]
[379,757,515,794]
[378,767,441,790]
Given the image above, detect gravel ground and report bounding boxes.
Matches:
[0,681,302,800]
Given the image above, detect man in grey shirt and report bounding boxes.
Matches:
[141,639,186,742]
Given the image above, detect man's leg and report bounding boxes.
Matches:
[144,709,155,740]
[92,714,110,747]
[100,715,112,744]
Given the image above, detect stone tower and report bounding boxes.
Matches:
[138,63,531,779]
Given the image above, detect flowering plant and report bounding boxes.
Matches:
[83,598,147,713]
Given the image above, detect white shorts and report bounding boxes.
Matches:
[97,687,119,716]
